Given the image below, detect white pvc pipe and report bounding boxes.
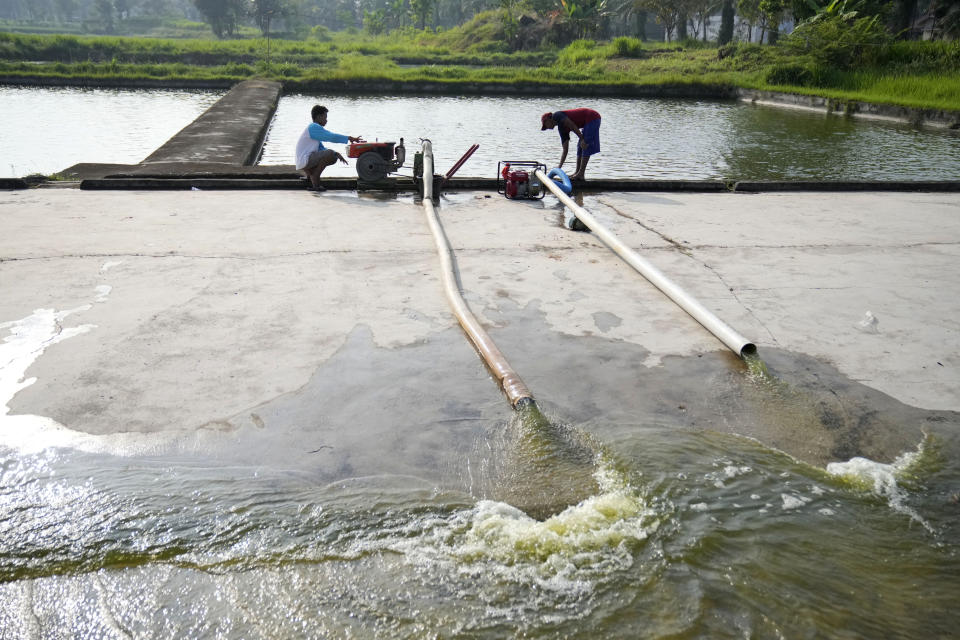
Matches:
[422,141,534,407]
[535,169,756,359]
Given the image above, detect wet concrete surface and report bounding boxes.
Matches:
[218,301,956,483]
[0,188,957,473]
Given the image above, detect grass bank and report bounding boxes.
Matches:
[1,12,959,114]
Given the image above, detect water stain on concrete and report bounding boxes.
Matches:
[592,311,623,333]
[221,299,958,490]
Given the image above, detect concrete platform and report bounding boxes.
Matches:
[0,188,957,470]
[142,79,281,166]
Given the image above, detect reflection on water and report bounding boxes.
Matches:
[260,94,960,181]
[4,88,959,181]
[0,86,224,178]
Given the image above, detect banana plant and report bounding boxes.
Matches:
[802,0,865,23]
[559,0,610,38]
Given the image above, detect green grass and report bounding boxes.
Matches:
[758,71,960,112]
[1,18,959,113]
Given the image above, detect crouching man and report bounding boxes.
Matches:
[295,105,363,191]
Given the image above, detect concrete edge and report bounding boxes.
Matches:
[0,178,29,190]
[1,75,735,100]
[0,76,236,90]
[733,181,960,192]
[736,89,960,129]
[74,176,960,193]
[281,79,739,100]
[76,177,731,192]
[79,177,416,191]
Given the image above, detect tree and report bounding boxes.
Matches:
[610,0,651,39]
[688,0,720,39]
[640,0,688,40]
[392,0,410,28]
[718,0,735,42]
[363,7,387,33]
[250,0,287,34]
[737,0,760,40]
[558,0,611,39]
[114,0,130,21]
[410,0,436,28]
[193,0,245,37]
[93,0,115,31]
[931,0,960,38]
[53,0,79,22]
[759,0,787,41]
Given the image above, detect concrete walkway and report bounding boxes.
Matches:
[142,79,281,167]
[0,188,957,469]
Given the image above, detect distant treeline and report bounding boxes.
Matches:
[1,0,957,46]
[1,3,958,114]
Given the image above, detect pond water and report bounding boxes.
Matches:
[3,87,959,181]
[0,86,224,178]
[260,94,960,181]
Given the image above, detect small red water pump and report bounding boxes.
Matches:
[504,166,529,199]
[497,161,546,200]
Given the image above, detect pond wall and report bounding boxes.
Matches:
[736,88,960,129]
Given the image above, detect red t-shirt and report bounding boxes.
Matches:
[553,109,601,141]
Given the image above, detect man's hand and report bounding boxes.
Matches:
[348,135,363,143]
[579,138,588,150]
[336,152,347,165]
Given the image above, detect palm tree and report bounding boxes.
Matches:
[609,0,651,38]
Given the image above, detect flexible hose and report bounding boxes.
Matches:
[422,141,535,408]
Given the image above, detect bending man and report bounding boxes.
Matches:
[540,109,601,181]
[295,105,363,191]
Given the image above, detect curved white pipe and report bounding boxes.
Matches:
[422,141,534,407]
[535,169,756,359]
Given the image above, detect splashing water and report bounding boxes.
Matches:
[478,403,605,520]
[459,458,654,566]
[826,435,941,533]
[387,446,662,602]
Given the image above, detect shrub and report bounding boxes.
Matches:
[765,61,814,85]
[610,36,644,58]
[557,39,598,65]
[730,42,772,64]
[309,25,331,42]
[877,39,960,71]
[678,36,711,50]
[222,61,254,76]
[273,62,301,78]
[415,65,468,79]
[783,13,891,69]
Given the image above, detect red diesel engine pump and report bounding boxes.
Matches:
[348,138,406,182]
[497,161,546,200]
